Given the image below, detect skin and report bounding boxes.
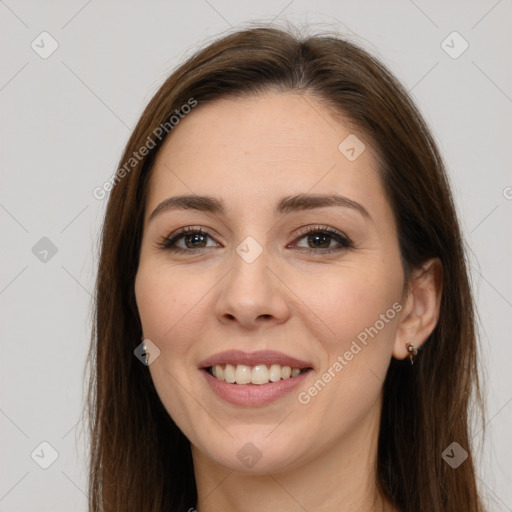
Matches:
[134,91,442,512]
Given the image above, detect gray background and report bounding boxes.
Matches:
[1,0,511,510]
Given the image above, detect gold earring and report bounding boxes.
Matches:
[406,342,417,365]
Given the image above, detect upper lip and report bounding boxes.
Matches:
[198,350,313,369]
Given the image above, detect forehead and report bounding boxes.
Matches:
[146,91,386,221]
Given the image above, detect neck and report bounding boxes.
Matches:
[191,398,398,512]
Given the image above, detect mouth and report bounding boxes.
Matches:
[205,363,313,385]
[198,349,314,405]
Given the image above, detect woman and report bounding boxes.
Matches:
[87,24,486,511]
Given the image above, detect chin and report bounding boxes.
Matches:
[193,429,311,475]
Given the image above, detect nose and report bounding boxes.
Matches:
[214,243,290,330]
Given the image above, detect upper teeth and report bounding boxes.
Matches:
[211,364,305,385]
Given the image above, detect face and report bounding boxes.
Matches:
[134,91,406,474]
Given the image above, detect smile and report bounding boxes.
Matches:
[207,363,311,385]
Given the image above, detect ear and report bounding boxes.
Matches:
[393,257,443,360]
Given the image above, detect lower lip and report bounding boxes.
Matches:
[201,368,312,407]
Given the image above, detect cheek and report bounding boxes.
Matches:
[298,260,402,399]
[135,264,211,424]
[135,268,168,336]
[302,259,401,339]
[135,262,220,364]
[135,265,188,348]
[289,273,401,440]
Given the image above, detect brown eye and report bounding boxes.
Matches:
[156,227,219,253]
[291,226,353,254]
[155,225,353,255]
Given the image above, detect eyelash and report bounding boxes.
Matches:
[155,225,354,255]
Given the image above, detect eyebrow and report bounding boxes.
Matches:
[148,193,372,223]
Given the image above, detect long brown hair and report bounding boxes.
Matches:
[86,24,486,511]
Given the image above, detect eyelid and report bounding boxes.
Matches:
[154,225,220,252]
[288,225,353,253]
[155,224,354,254]
[291,225,352,245]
